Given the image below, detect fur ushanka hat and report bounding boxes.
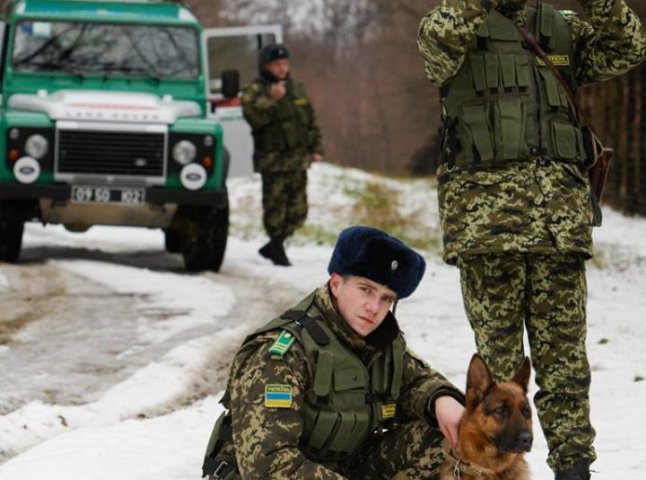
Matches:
[328,226,426,299]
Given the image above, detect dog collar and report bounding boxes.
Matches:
[441,439,495,479]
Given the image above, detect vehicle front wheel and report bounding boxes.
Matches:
[0,216,24,263]
[180,204,229,273]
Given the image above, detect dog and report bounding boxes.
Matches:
[440,354,533,480]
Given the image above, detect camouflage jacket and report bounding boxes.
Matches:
[225,284,462,479]
[241,76,323,173]
[417,0,646,264]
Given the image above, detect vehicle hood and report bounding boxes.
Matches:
[7,90,202,124]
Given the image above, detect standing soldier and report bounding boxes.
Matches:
[417,1,646,479]
[241,44,324,267]
[202,226,465,479]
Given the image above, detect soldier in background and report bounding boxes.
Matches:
[202,226,465,479]
[417,1,646,479]
[241,44,324,267]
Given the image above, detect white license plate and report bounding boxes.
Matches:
[71,186,145,205]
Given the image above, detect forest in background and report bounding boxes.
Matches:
[1,0,645,213]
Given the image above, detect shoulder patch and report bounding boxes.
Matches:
[264,384,293,408]
[268,330,295,356]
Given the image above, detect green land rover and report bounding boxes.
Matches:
[0,0,281,271]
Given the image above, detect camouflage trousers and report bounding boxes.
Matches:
[261,169,308,239]
[339,420,444,479]
[457,253,596,471]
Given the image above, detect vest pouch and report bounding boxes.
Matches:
[514,54,530,90]
[327,411,362,453]
[258,124,286,154]
[459,104,495,165]
[281,121,299,150]
[469,53,487,94]
[494,97,525,161]
[334,368,367,394]
[539,68,568,109]
[551,120,578,161]
[499,53,516,90]
[306,408,339,450]
[485,53,500,91]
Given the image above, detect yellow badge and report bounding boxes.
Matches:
[381,403,397,419]
[536,55,570,67]
[264,384,293,408]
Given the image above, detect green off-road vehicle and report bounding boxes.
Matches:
[0,0,280,271]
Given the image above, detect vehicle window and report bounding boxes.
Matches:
[12,21,199,80]
[207,33,276,94]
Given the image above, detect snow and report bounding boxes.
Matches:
[1,162,646,478]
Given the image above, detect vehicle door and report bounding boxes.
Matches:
[202,25,283,178]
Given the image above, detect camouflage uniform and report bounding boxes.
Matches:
[417,0,646,472]
[241,77,323,239]
[206,285,463,479]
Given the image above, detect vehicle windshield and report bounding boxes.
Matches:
[12,21,199,80]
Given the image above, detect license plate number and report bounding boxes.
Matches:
[71,186,145,205]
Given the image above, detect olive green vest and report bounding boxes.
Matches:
[254,79,314,158]
[254,293,406,463]
[441,5,585,168]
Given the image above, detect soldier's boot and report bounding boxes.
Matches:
[258,240,274,260]
[555,459,591,480]
[270,236,291,267]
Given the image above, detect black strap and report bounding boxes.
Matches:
[202,416,234,477]
[298,316,330,346]
[281,308,330,346]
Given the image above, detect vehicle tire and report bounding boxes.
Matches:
[164,229,181,253]
[181,202,229,273]
[0,218,24,263]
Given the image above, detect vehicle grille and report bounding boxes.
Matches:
[57,130,166,177]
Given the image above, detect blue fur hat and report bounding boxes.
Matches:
[328,226,426,299]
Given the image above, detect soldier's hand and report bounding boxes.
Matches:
[270,81,287,100]
[435,395,464,450]
[311,153,323,163]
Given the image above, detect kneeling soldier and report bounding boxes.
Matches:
[202,226,465,479]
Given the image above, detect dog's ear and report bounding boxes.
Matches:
[466,353,494,404]
[511,356,531,393]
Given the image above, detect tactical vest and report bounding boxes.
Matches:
[202,292,405,477]
[440,5,585,168]
[254,79,314,157]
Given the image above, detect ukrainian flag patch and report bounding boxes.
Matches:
[268,330,295,356]
[264,384,293,408]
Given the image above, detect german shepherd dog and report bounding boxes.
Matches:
[440,354,533,480]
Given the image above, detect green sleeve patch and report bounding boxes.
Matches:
[268,330,295,356]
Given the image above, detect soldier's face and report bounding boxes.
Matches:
[264,58,290,80]
[329,274,397,337]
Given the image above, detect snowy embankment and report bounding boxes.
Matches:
[1,163,645,479]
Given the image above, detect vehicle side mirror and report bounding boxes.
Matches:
[221,70,239,99]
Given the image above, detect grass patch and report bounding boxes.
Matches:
[344,180,442,254]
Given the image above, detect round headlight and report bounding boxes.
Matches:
[173,140,197,165]
[25,134,49,159]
